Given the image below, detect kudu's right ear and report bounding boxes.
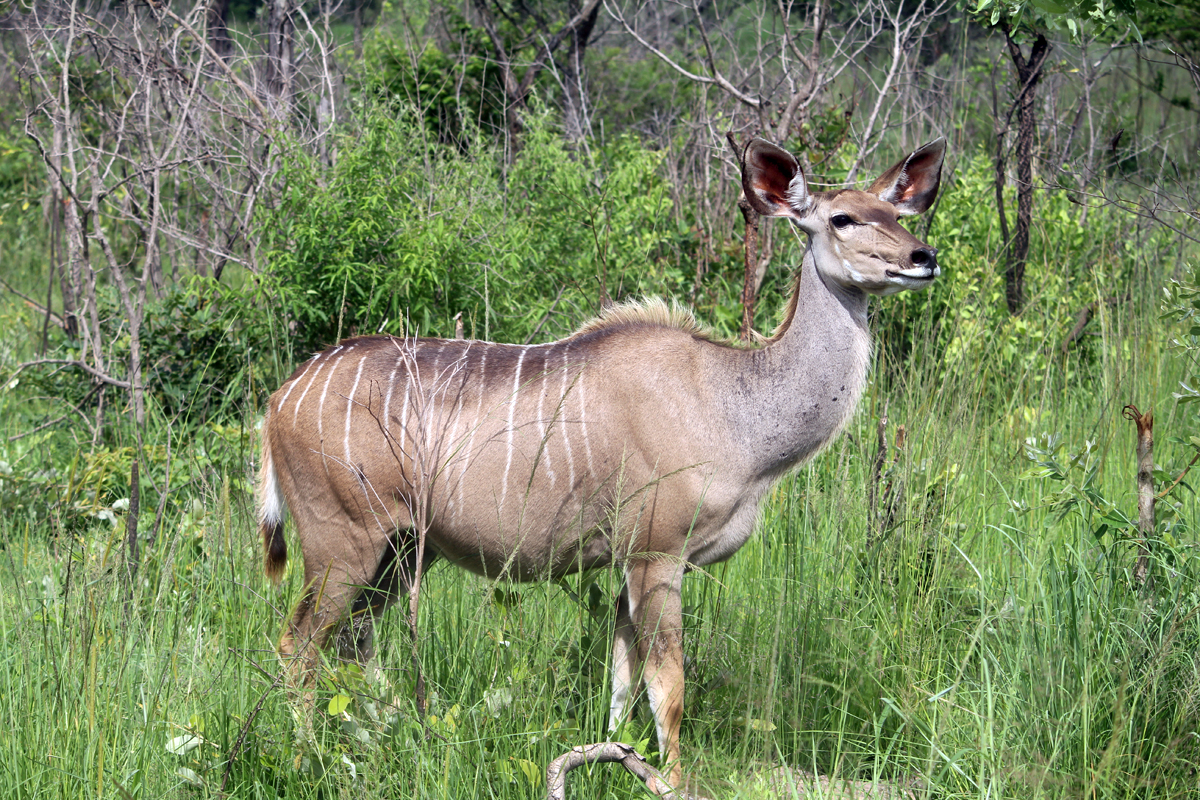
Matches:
[741,138,810,219]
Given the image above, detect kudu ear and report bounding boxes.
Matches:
[741,138,810,219]
[866,137,946,216]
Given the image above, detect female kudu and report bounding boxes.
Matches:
[258,135,945,791]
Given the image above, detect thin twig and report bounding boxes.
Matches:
[220,660,288,793]
[0,276,66,330]
[7,384,101,442]
[1155,449,1200,501]
[13,358,131,389]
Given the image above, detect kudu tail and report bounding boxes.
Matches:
[258,415,288,584]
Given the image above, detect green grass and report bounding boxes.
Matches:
[2,292,1199,799]
[0,162,1197,796]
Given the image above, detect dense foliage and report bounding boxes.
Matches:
[261,110,681,352]
[1,1,1199,797]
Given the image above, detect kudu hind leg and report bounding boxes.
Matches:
[626,559,687,791]
[340,532,432,665]
[280,563,366,681]
[280,521,391,684]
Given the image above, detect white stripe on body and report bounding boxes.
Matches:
[383,356,402,437]
[419,344,446,477]
[499,346,529,512]
[535,347,555,489]
[399,367,412,456]
[316,353,347,439]
[344,355,367,467]
[453,348,488,526]
[443,346,469,519]
[276,357,315,413]
[290,357,328,428]
[559,344,576,490]
[578,362,595,477]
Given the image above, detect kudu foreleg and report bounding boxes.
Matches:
[608,588,639,732]
[625,557,687,791]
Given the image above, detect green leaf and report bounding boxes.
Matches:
[328,693,352,716]
[515,758,541,786]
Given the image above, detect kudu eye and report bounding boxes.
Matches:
[831,213,854,229]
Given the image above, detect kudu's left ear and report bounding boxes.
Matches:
[741,138,810,219]
[866,137,946,216]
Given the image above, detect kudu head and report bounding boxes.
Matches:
[742,137,946,296]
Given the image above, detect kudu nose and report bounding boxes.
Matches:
[910,247,938,274]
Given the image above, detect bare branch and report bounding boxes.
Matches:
[603,0,765,109]
[14,359,132,390]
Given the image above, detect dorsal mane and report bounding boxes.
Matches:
[570,297,710,340]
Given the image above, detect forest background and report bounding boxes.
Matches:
[2,0,1200,797]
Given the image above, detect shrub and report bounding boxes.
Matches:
[259,106,681,352]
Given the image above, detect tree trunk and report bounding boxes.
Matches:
[206,0,231,61]
[991,64,1011,273]
[1002,29,1050,315]
[1124,404,1154,589]
[264,0,296,121]
[562,0,600,145]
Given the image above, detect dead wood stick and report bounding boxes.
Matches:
[1123,404,1154,588]
[13,358,132,389]
[1156,449,1200,501]
[727,131,761,343]
[546,742,685,799]
[0,276,66,330]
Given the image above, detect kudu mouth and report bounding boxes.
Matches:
[886,246,939,282]
[886,265,939,281]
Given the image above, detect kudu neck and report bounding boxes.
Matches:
[775,248,871,341]
[725,244,873,479]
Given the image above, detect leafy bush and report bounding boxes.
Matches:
[359,34,509,148]
[259,107,682,352]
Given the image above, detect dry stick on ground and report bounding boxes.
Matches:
[1123,404,1154,588]
[545,742,689,800]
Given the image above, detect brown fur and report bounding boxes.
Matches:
[258,137,944,793]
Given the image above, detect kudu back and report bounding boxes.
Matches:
[258,136,945,791]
